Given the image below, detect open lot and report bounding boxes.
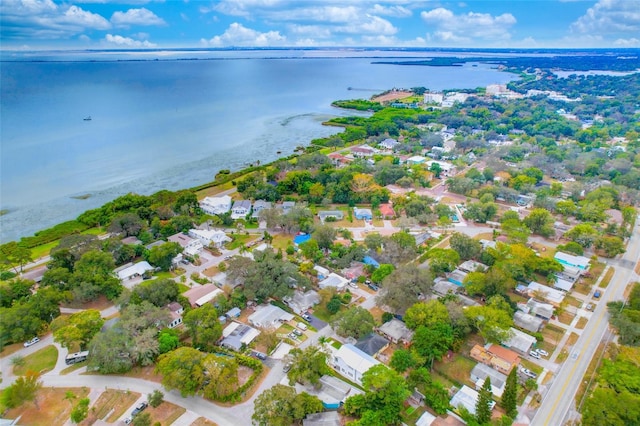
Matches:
[13,345,58,376]
[84,389,141,424]
[4,387,90,426]
[145,401,187,426]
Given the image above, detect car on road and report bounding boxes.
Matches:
[529,350,541,359]
[521,368,537,379]
[301,313,312,321]
[131,401,148,417]
[536,349,549,357]
[123,417,132,425]
[23,337,40,347]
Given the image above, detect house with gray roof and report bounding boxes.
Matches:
[355,333,389,358]
[220,321,260,351]
[303,411,341,426]
[284,290,320,315]
[318,210,344,222]
[377,318,414,345]
[513,310,544,333]
[251,200,272,218]
[502,327,537,355]
[318,273,349,291]
[470,364,507,398]
[248,304,294,329]
[231,200,252,219]
[295,375,363,410]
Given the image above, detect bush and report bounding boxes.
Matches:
[382,312,394,323]
[148,390,164,407]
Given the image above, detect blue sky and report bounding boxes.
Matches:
[1,0,639,50]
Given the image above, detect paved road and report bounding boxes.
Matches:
[532,220,640,426]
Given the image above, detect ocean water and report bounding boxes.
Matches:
[0,50,516,242]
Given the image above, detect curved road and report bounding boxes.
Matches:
[532,220,640,426]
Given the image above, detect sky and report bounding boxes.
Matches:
[1,0,639,50]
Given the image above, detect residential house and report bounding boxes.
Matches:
[168,232,203,257]
[295,375,363,410]
[331,344,381,385]
[318,273,349,291]
[479,239,497,250]
[447,269,468,286]
[527,281,566,306]
[251,200,272,218]
[220,321,260,351]
[502,327,537,355]
[525,299,555,320]
[378,138,399,150]
[379,203,396,219]
[231,200,252,219]
[355,333,390,358]
[458,260,488,273]
[313,265,330,279]
[377,318,414,345]
[121,236,142,245]
[318,210,344,222]
[433,278,461,297]
[248,304,294,329]
[342,262,366,281]
[188,229,231,248]
[281,201,296,213]
[200,195,232,215]
[284,290,320,315]
[184,284,224,308]
[557,265,582,283]
[327,152,351,167]
[442,92,471,108]
[115,261,154,281]
[423,92,444,105]
[407,155,427,165]
[513,311,544,333]
[353,207,373,221]
[167,302,184,329]
[554,252,590,270]
[212,271,243,289]
[426,160,455,177]
[350,145,376,158]
[450,385,495,416]
[470,344,519,375]
[470,364,507,398]
[554,276,574,292]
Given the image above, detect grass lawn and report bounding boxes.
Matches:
[557,311,575,326]
[226,234,254,250]
[30,240,60,260]
[146,401,186,426]
[3,387,90,426]
[402,405,427,426]
[202,265,220,278]
[310,303,342,323]
[433,354,476,387]
[13,345,58,376]
[191,418,218,426]
[574,279,593,296]
[154,271,175,280]
[530,242,556,259]
[599,267,615,288]
[542,324,566,347]
[520,359,543,375]
[60,361,87,375]
[575,317,588,330]
[85,389,140,423]
[195,181,235,198]
[177,283,190,293]
[473,232,494,240]
[369,306,385,323]
[575,342,609,409]
[582,261,605,288]
[271,234,293,251]
[564,295,583,308]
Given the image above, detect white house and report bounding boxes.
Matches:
[168,232,203,257]
[554,252,591,270]
[183,284,224,308]
[527,281,566,306]
[423,92,444,105]
[450,385,495,416]
[425,160,455,176]
[379,138,399,150]
[319,273,349,291]
[407,155,427,165]
[220,321,260,351]
[188,229,231,248]
[284,290,320,315]
[251,200,272,218]
[248,304,294,329]
[200,195,232,215]
[331,344,381,385]
[167,302,184,329]
[502,327,537,355]
[231,200,252,219]
[115,261,154,281]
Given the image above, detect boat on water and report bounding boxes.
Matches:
[83,116,92,121]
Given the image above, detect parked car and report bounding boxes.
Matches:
[536,349,549,357]
[521,368,537,379]
[131,401,148,417]
[23,337,40,347]
[529,350,541,359]
[288,332,298,340]
[594,290,601,299]
[292,329,303,336]
[348,281,359,289]
[301,314,312,322]
[586,303,594,311]
[283,363,292,373]
[367,283,379,291]
[123,417,132,425]
[254,352,267,360]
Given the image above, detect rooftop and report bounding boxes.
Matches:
[355,333,389,356]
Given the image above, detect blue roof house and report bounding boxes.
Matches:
[354,207,373,220]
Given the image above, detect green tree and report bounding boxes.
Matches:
[52,309,104,350]
[378,265,434,314]
[595,235,626,258]
[449,233,482,261]
[582,388,640,426]
[476,377,493,424]
[286,346,330,386]
[343,364,410,425]
[132,412,152,426]
[298,239,320,260]
[0,242,33,274]
[71,250,122,301]
[326,295,342,314]
[252,384,323,426]
[70,397,90,423]
[503,367,518,418]
[371,264,395,284]
[312,225,337,250]
[201,354,240,400]
[427,248,460,275]
[148,390,164,408]
[145,242,182,271]
[564,224,599,248]
[523,208,554,237]
[464,296,514,343]
[157,329,180,354]
[156,347,206,397]
[183,304,222,351]
[0,371,42,409]
[131,278,180,307]
[331,307,375,339]
[390,348,418,373]
[413,323,455,366]
[404,300,450,330]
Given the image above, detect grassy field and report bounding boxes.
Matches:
[564,295,583,308]
[3,387,90,426]
[557,311,575,326]
[271,234,293,251]
[226,234,256,250]
[433,354,476,387]
[13,345,58,376]
[575,342,609,410]
[146,401,187,426]
[575,317,588,330]
[195,181,235,198]
[599,267,615,288]
[60,361,87,375]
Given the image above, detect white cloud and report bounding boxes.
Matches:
[111,8,165,27]
[211,0,284,17]
[368,4,412,18]
[570,0,640,35]
[61,5,111,30]
[614,37,640,47]
[104,33,156,47]
[202,22,286,46]
[268,6,361,23]
[420,7,516,44]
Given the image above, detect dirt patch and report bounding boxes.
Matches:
[371,90,414,103]
[1,341,27,358]
[4,387,90,426]
[369,306,385,323]
[557,311,575,326]
[191,417,218,426]
[237,365,253,387]
[575,317,588,330]
[81,389,140,424]
[599,267,615,288]
[62,295,113,310]
[202,265,220,277]
[635,261,640,275]
[109,365,163,383]
[542,324,566,346]
[146,401,186,426]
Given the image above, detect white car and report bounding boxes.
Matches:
[536,349,549,357]
[23,337,40,347]
[123,417,132,425]
[529,350,540,359]
[521,368,538,379]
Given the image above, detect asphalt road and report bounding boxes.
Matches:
[532,220,640,426]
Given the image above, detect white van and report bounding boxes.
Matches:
[297,322,308,331]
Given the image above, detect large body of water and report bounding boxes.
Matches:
[0,49,517,242]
